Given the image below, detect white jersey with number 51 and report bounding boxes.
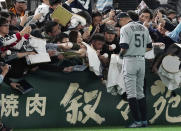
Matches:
[119,21,152,56]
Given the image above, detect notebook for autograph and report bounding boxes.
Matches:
[51,5,73,26]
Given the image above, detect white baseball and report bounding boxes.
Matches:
[103,53,108,58]
[160,44,165,49]
[6,50,11,55]
[110,44,116,50]
[67,42,73,48]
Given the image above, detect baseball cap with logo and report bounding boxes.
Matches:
[104,25,116,34]
[16,0,27,3]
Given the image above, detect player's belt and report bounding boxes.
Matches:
[124,55,144,58]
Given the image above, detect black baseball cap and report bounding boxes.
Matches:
[117,12,129,19]
[104,25,116,34]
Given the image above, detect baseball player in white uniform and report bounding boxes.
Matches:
[117,12,152,128]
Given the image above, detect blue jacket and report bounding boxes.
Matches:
[167,22,181,43]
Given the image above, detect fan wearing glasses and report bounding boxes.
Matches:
[0,16,31,48]
[0,16,36,91]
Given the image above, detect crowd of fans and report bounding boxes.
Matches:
[0,0,181,130]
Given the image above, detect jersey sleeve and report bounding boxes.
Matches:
[119,27,130,49]
[119,27,129,44]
